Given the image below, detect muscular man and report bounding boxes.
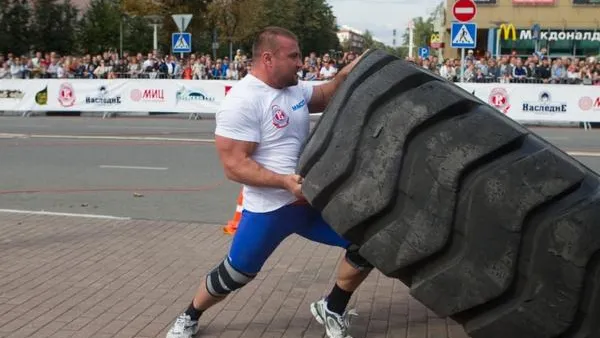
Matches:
[166,26,373,338]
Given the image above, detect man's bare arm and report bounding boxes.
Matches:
[215,135,286,188]
[215,135,303,198]
[307,72,348,114]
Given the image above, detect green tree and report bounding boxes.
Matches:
[56,0,79,54]
[402,2,445,58]
[77,0,122,54]
[293,0,340,56]
[207,0,265,58]
[384,46,408,59]
[362,30,375,50]
[260,0,298,31]
[153,0,215,55]
[121,0,162,15]
[402,17,434,54]
[0,0,9,52]
[31,0,78,54]
[0,0,32,55]
[122,16,155,55]
[207,0,341,58]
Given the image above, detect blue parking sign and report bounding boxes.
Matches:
[418,47,430,58]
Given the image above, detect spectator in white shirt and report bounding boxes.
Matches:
[10,57,24,78]
[226,61,240,80]
[439,59,455,81]
[192,60,205,80]
[46,59,59,78]
[319,60,337,80]
[56,62,65,78]
[32,52,42,68]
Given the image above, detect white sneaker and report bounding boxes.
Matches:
[310,298,358,338]
[166,313,198,338]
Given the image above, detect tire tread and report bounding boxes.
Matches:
[297,50,600,338]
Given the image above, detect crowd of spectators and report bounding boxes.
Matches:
[409,48,600,85]
[1,48,599,85]
[0,49,355,81]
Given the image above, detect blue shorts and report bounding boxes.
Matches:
[227,203,351,275]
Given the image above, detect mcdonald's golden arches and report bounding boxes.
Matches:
[498,23,517,41]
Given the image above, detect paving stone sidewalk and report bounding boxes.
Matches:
[0,213,469,338]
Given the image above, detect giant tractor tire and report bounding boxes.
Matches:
[297,49,600,338]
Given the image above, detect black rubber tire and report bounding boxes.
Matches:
[297,49,600,338]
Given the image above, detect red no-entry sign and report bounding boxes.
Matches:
[452,0,477,22]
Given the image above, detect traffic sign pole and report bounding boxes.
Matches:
[450,22,477,83]
[171,14,193,59]
[179,18,184,59]
[460,47,465,83]
[408,20,414,59]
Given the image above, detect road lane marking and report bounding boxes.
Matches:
[3,133,600,157]
[566,151,600,157]
[543,136,569,140]
[0,133,27,138]
[29,134,215,142]
[0,133,215,142]
[0,208,130,220]
[99,165,168,170]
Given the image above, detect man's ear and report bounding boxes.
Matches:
[261,51,273,67]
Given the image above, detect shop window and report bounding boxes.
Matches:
[548,38,574,56]
[574,39,600,57]
[500,38,534,56]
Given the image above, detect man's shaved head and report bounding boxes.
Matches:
[250,26,303,89]
[252,26,299,58]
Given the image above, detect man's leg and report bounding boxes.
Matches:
[325,245,372,315]
[295,207,374,337]
[165,205,303,338]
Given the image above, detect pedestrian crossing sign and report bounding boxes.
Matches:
[451,22,477,49]
[172,32,192,53]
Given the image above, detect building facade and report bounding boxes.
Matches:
[337,26,365,53]
[441,0,600,59]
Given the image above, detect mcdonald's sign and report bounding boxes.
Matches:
[430,33,444,48]
[498,23,517,41]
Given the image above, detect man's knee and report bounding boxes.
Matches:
[205,257,256,297]
[344,244,374,272]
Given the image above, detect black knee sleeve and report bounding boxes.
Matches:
[345,244,374,271]
[205,257,255,297]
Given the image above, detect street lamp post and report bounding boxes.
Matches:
[119,15,125,59]
[226,7,236,61]
[145,15,163,53]
[490,21,507,59]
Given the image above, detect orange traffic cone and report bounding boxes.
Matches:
[223,190,243,235]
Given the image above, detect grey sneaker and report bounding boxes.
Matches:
[166,313,198,338]
[310,298,358,338]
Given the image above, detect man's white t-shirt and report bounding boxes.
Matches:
[215,74,314,213]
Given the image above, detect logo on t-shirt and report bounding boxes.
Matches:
[292,99,306,111]
[271,105,289,128]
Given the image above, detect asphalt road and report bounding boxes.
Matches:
[1,116,600,224]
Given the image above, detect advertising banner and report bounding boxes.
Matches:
[0,80,50,111]
[2,79,600,123]
[458,82,600,122]
[0,79,237,113]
